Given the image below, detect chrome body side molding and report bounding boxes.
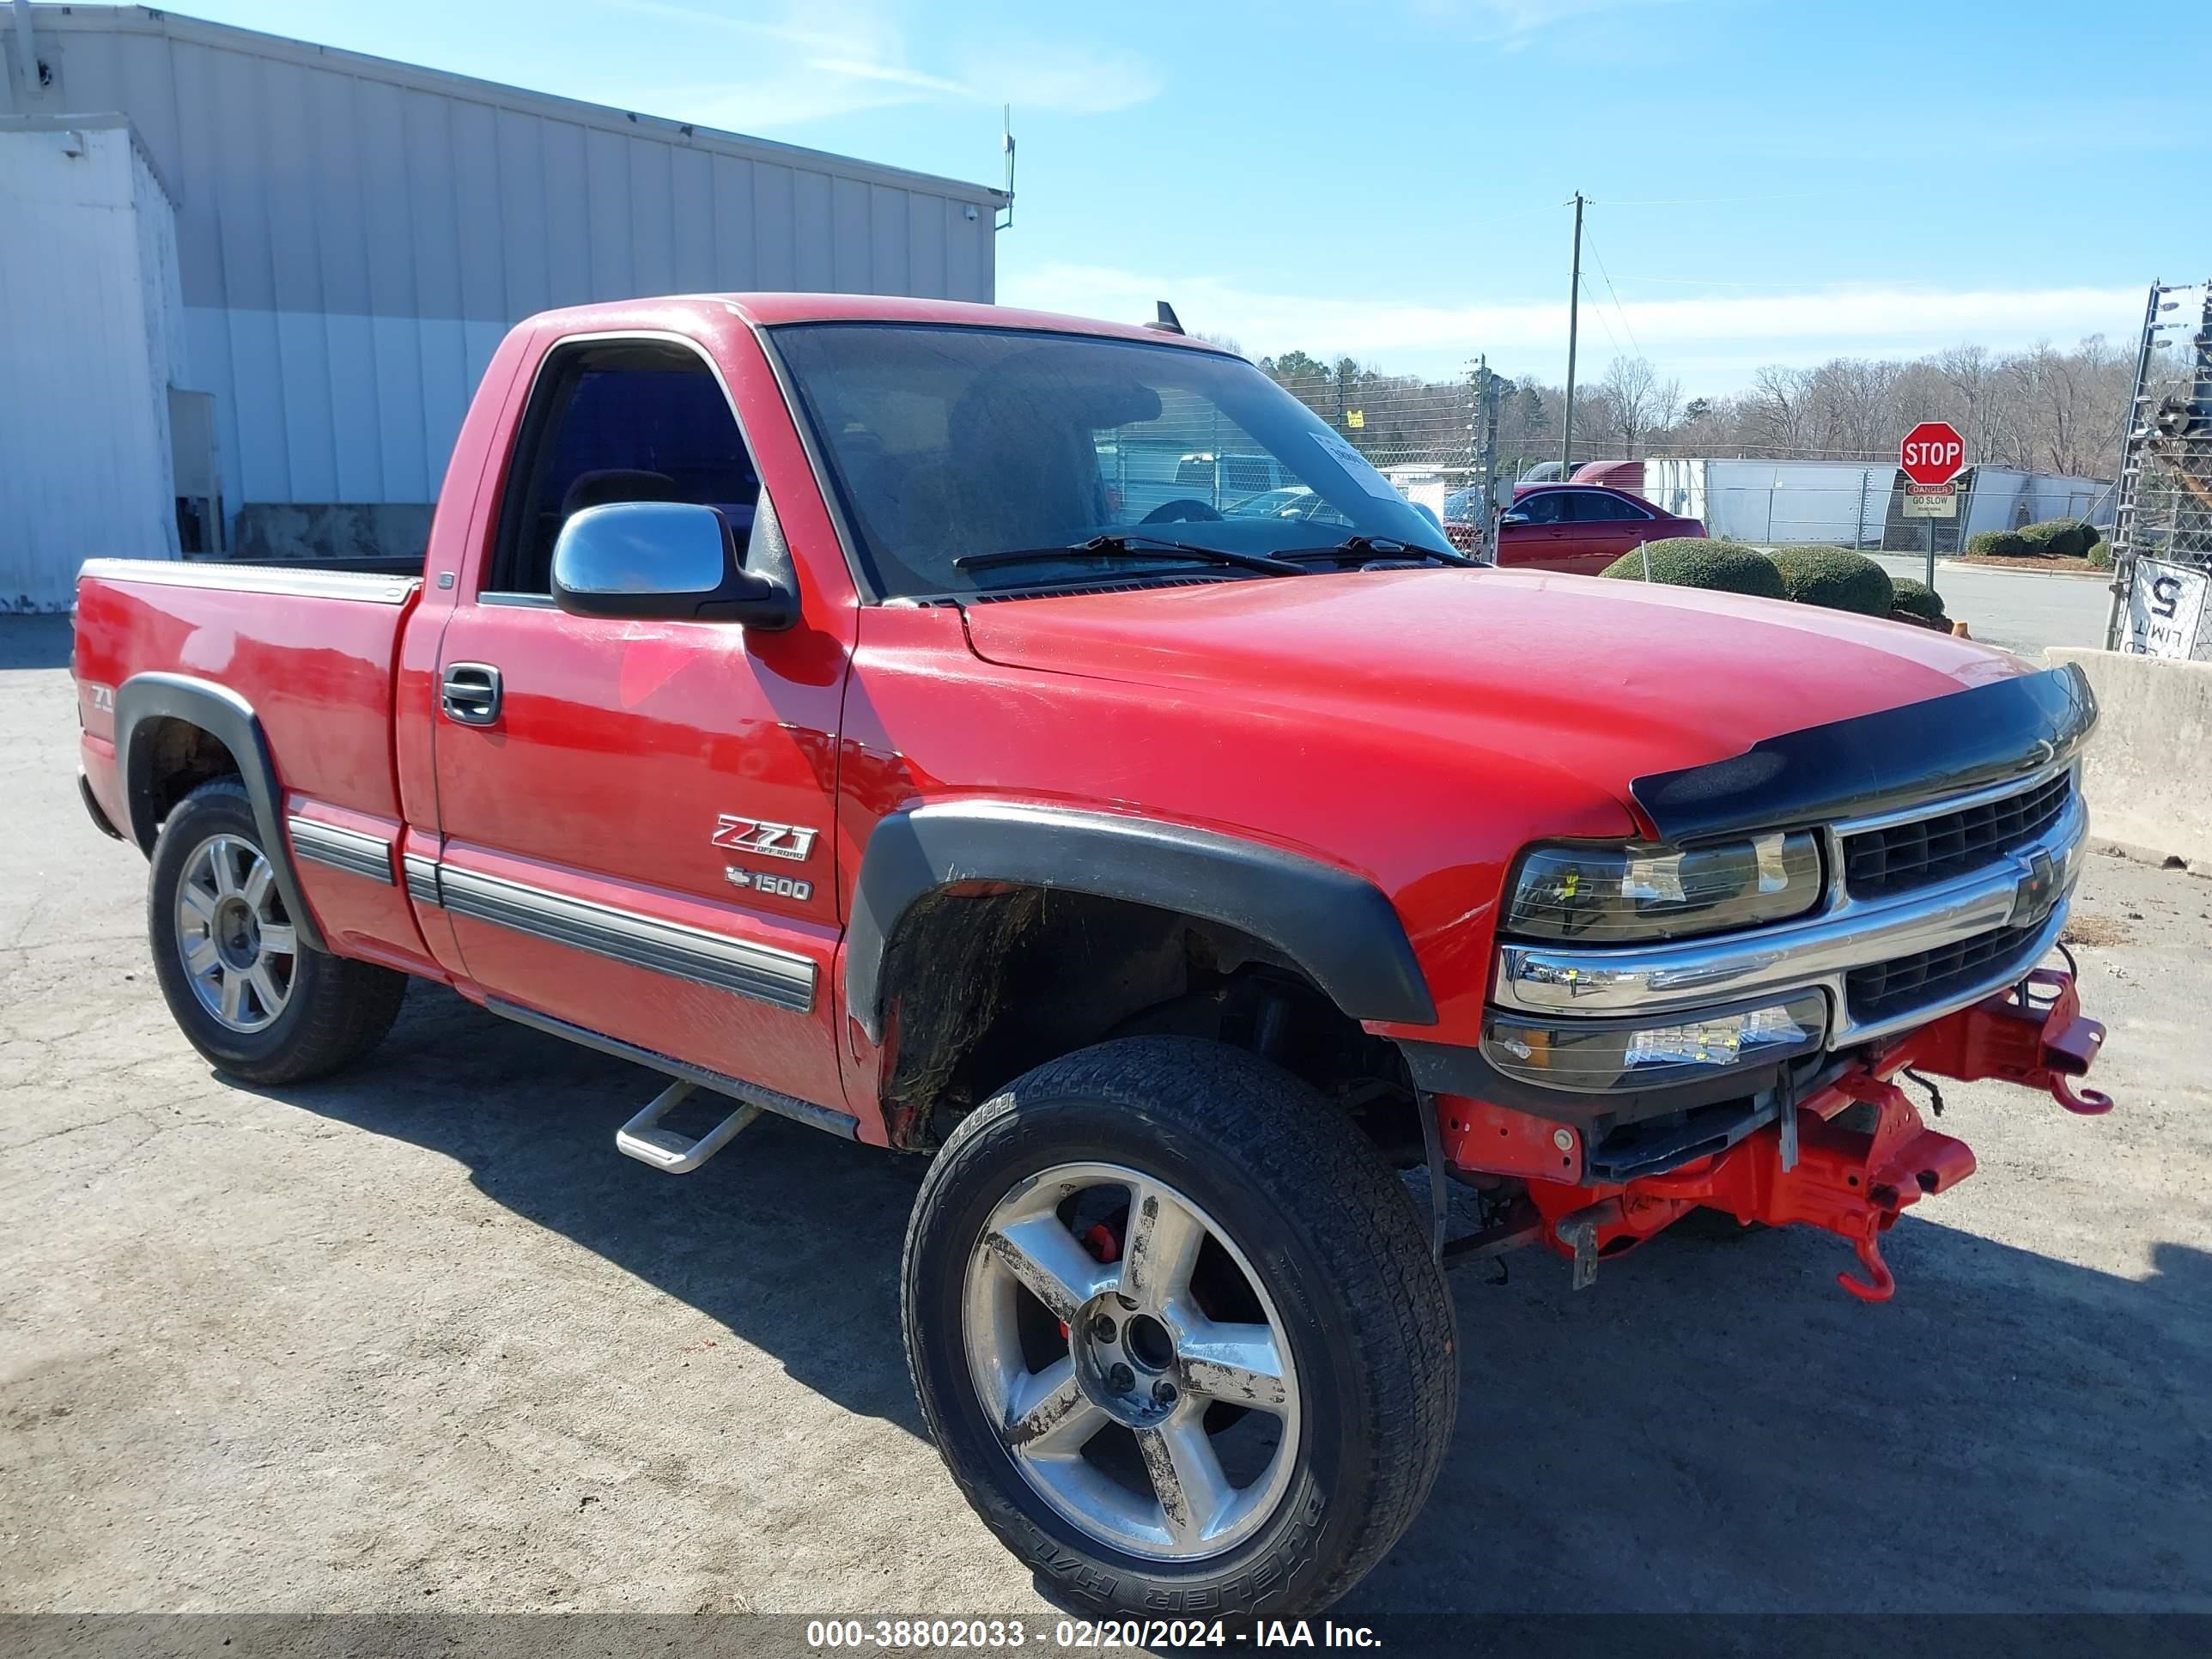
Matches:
[437,865,817,1013]
[287,817,397,885]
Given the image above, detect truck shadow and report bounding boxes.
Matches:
[250,986,2212,1614]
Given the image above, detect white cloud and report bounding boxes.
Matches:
[1410,0,1686,44]
[998,261,2143,388]
[960,41,1163,118]
[599,0,1159,128]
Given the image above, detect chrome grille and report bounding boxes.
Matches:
[1844,921,2044,1024]
[1842,772,2070,901]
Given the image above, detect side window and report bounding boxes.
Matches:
[1515,492,1568,525]
[1568,490,1648,522]
[488,340,759,597]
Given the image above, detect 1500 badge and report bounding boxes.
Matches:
[710,814,817,862]
[726,867,812,901]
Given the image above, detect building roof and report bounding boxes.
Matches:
[26,3,1007,206]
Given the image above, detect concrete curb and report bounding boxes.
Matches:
[2048,647,2212,869]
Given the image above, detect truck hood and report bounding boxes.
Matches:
[960,568,2035,823]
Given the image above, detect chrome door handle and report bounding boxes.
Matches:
[441,662,502,726]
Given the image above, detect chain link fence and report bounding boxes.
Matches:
[1243,361,2118,556]
[2106,282,2212,655]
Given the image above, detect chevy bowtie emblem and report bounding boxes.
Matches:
[711,814,818,862]
[2008,848,2062,928]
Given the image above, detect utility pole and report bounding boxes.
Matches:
[1476,356,1503,564]
[1561,191,1584,476]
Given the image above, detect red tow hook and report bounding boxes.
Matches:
[1919,967,2115,1115]
[2051,1073,2115,1115]
[1838,1218,1897,1304]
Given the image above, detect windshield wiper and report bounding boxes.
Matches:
[1279,536,1479,568]
[952,534,1308,578]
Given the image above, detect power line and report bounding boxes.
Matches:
[1580,274,1624,358]
[1582,228,1644,359]
[1581,193,1827,208]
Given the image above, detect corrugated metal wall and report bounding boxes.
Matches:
[0,118,185,611]
[23,5,1001,520]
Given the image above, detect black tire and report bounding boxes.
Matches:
[146,777,408,1085]
[902,1036,1457,1620]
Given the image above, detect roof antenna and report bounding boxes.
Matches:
[1146,301,1185,336]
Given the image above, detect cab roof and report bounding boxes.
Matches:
[528,292,1234,351]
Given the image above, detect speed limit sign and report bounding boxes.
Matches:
[2124,557,2212,659]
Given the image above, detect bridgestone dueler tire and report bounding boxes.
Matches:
[902,1036,1457,1619]
[146,778,409,1085]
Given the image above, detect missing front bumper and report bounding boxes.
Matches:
[1462,969,2110,1302]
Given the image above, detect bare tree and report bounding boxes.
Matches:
[1741,365,1811,456]
[1598,356,1669,459]
[1252,335,2133,482]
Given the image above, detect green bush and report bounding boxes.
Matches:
[1765,544,1897,617]
[1599,538,1786,599]
[1966,529,2033,559]
[2081,520,2104,552]
[1891,577,1948,622]
[2015,518,2093,558]
[2087,541,2112,570]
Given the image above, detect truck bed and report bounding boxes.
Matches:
[76,557,422,827]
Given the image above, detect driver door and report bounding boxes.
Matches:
[429,334,853,1112]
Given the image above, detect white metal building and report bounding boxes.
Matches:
[0,3,1006,611]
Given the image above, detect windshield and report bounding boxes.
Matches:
[771,323,1442,597]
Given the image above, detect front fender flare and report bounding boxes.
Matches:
[113,672,328,954]
[844,801,1436,1041]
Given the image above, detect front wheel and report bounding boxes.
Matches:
[902,1037,1457,1619]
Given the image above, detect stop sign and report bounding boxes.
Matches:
[1899,421,1965,486]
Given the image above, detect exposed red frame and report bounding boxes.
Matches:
[1443,970,2110,1302]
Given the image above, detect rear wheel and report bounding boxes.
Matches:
[147,778,408,1085]
[902,1037,1456,1619]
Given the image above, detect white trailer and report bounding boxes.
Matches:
[1644,459,1894,546]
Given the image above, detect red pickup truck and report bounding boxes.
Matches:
[72,294,2111,1620]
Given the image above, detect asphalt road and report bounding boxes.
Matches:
[1867,553,2110,659]
[4,613,2209,1621]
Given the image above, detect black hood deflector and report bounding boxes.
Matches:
[1630,663,2097,843]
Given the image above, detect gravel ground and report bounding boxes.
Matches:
[3,613,2209,1620]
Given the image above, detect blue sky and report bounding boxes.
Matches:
[175,0,2197,392]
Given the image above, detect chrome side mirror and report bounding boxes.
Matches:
[550,501,796,629]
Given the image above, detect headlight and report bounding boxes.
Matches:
[1504,831,1822,943]
[1482,992,1827,1094]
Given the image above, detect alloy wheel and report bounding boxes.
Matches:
[961,1161,1302,1561]
[173,833,297,1033]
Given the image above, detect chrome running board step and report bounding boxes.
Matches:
[483,999,861,1164]
[617,1079,762,1174]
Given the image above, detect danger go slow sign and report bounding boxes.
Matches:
[1899,421,1966,487]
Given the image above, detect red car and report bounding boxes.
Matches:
[1495,483,1705,574]
[72,294,2106,1620]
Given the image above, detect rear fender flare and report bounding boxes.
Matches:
[845,801,1436,1042]
[113,672,328,954]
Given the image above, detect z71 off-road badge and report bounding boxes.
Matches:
[710,814,817,862]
